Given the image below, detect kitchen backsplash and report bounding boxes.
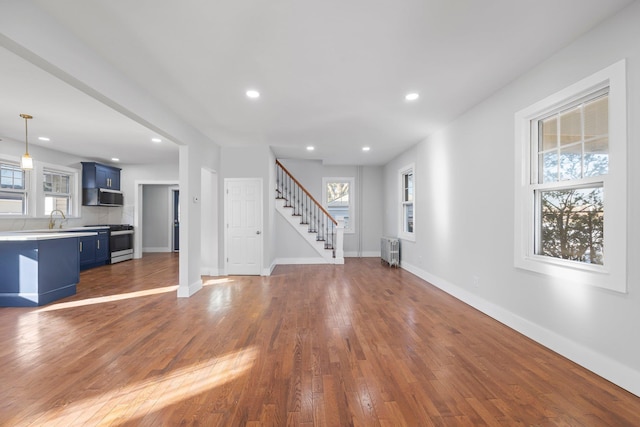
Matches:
[0,205,128,232]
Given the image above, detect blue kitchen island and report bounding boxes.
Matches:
[0,231,97,307]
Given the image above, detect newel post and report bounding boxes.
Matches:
[335,217,345,264]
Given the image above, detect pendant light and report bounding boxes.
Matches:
[20,113,33,170]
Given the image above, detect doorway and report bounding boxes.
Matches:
[224,178,263,275]
[172,189,179,252]
[134,180,179,259]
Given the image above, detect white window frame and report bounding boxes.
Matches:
[42,167,74,217]
[514,59,627,293]
[399,163,415,241]
[35,162,80,218]
[0,155,80,219]
[0,159,29,216]
[322,177,355,234]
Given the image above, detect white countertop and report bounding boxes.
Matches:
[0,230,99,242]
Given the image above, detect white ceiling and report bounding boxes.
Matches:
[0,47,179,165]
[1,0,635,166]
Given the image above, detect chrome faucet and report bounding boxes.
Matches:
[48,209,66,229]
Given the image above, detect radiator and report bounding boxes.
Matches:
[380,237,400,267]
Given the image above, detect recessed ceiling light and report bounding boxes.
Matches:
[246,90,260,99]
[362,146,371,152]
[38,136,50,141]
[405,92,419,101]
[151,138,162,143]
[306,146,315,151]
[111,158,120,162]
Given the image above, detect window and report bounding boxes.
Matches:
[0,162,27,215]
[43,169,72,215]
[0,158,79,218]
[322,177,354,233]
[535,91,607,265]
[399,164,415,240]
[515,60,627,292]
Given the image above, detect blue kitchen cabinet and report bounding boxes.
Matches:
[77,229,110,270]
[81,162,121,190]
[95,230,109,263]
[79,235,96,269]
[0,237,80,307]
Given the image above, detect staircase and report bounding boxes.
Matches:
[275,160,344,264]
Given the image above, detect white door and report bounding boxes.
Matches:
[225,178,262,275]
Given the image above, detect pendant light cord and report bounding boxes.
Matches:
[20,113,32,155]
[24,116,29,155]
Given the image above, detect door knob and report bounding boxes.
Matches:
[256,231,261,235]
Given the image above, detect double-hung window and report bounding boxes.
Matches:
[0,162,28,215]
[43,169,72,215]
[323,177,354,233]
[399,164,415,240]
[515,60,627,292]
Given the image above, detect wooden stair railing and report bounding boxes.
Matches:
[276,160,339,256]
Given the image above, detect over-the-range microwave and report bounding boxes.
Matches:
[82,188,124,207]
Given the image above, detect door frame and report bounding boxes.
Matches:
[134,180,179,259]
[169,186,180,252]
[224,178,263,275]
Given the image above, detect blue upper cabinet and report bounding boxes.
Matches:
[82,162,121,190]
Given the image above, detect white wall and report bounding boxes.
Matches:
[278,159,383,257]
[383,1,640,396]
[360,166,384,256]
[142,185,171,252]
[274,212,327,262]
[200,168,218,276]
[220,146,274,274]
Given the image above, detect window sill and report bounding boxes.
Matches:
[398,233,415,242]
[515,255,625,293]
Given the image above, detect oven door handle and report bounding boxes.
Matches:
[111,230,134,236]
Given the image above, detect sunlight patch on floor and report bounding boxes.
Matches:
[35,285,179,312]
[202,277,234,287]
[23,346,258,426]
[35,279,233,313]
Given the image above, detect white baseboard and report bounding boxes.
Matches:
[362,251,380,257]
[261,260,277,276]
[200,266,220,276]
[401,261,640,398]
[274,257,329,265]
[177,279,203,298]
[344,251,380,257]
[143,247,171,253]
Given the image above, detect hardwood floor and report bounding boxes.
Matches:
[1,254,639,426]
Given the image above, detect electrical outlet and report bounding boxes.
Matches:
[472,275,479,288]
